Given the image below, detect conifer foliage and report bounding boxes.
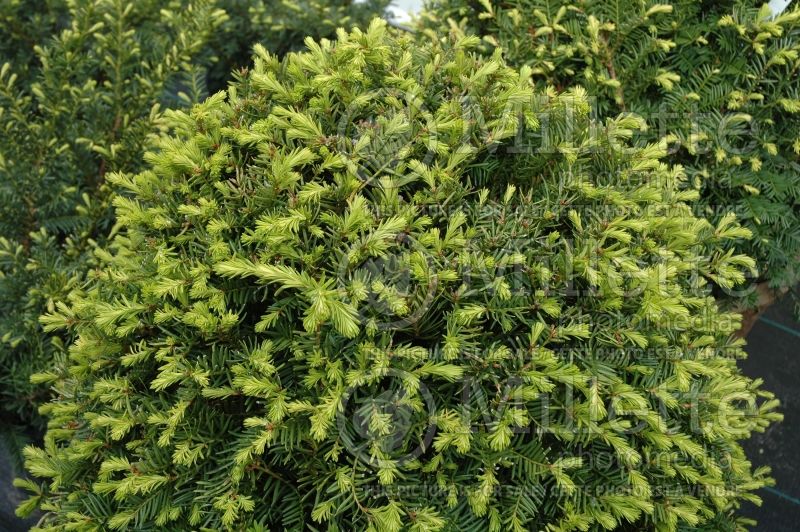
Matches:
[0,0,227,426]
[20,21,780,531]
[0,0,68,84]
[0,0,390,430]
[205,0,391,90]
[420,0,800,311]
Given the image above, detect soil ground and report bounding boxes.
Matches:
[741,295,800,530]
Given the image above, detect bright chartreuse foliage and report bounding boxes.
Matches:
[0,0,390,433]
[419,0,800,311]
[206,0,391,91]
[19,21,779,531]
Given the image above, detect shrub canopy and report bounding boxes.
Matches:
[20,21,779,531]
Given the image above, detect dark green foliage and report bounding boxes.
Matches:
[20,21,779,531]
[419,0,800,310]
[0,0,68,84]
[0,0,227,426]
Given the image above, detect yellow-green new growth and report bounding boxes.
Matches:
[22,19,779,532]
